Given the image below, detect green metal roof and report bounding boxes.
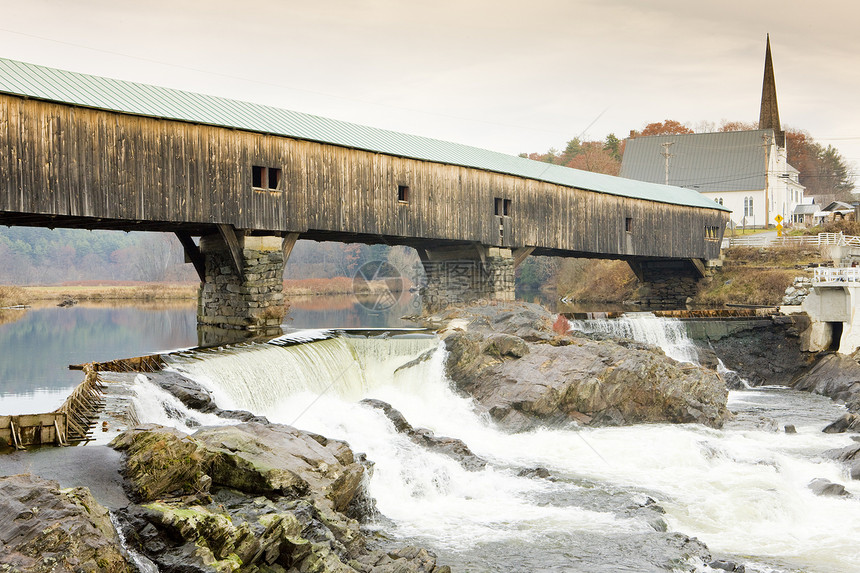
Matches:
[0,57,728,212]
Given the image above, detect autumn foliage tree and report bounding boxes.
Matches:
[784,129,854,201]
[519,134,622,175]
[630,119,694,138]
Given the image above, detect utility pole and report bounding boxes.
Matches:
[660,142,675,185]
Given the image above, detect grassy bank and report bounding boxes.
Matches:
[694,246,817,306]
[0,286,28,307]
[557,245,818,307]
[557,259,638,303]
[1,276,404,306]
[284,277,359,296]
[19,283,198,302]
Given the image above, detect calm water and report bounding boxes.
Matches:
[0,304,198,414]
[0,293,425,414]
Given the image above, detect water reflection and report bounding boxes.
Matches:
[0,294,424,413]
[516,290,632,314]
[0,304,198,412]
[285,293,421,329]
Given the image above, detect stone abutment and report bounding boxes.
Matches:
[419,245,515,313]
[197,234,287,342]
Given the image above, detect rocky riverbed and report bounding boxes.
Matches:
[5,301,860,572]
[1,421,451,573]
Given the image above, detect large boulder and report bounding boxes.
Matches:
[826,442,860,480]
[442,313,730,430]
[808,478,850,497]
[111,422,365,513]
[823,413,860,434]
[110,424,449,573]
[0,474,133,572]
[792,353,860,412]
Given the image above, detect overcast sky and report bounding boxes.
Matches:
[1,0,859,174]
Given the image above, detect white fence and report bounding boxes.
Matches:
[813,267,860,283]
[723,232,860,249]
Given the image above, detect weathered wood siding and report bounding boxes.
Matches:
[0,94,727,260]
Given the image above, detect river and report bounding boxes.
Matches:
[0,294,420,414]
[1,297,858,572]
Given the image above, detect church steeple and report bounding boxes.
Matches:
[759,34,784,147]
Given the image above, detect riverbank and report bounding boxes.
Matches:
[557,242,823,307]
[1,277,408,307]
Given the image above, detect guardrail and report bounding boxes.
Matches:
[723,232,860,249]
[813,267,860,283]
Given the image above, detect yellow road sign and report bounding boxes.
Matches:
[774,214,784,223]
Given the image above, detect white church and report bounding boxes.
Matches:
[619,37,806,229]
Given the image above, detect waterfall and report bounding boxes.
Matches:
[126,329,860,572]
[166,334,439,414]
[129,374,233,433]
[717,358,753,389]
[566,312,700,364]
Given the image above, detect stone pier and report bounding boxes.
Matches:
[629,258,707,308]
[418,245,517,313]
[197,233,288,342]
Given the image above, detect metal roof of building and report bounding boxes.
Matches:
[0,57,727,212]
[793,203,818,215]
[620,130,776,193]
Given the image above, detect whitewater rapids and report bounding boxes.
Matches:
[130,321,860,573]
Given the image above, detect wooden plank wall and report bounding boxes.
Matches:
[0,94,727,260]
[0,413,65,449]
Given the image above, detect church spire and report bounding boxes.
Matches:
[759,34,784,147]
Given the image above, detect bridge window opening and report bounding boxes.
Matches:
[252,166,282,190]
[625,217,633,233]
[398,185,410,203]
[705,225,720,240]
[268,168,281,189]
[494,197,511,217]
[252,166,264,188]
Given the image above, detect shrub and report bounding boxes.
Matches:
[558,259,637,302]
[552,315,571,335]
[0,285,27,307]
[695,268,797,306]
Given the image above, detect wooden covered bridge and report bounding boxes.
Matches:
[0,58,729,332]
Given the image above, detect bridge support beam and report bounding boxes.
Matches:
[628,258,706,308]
[197,232,288,341]
[419,244,515,313]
